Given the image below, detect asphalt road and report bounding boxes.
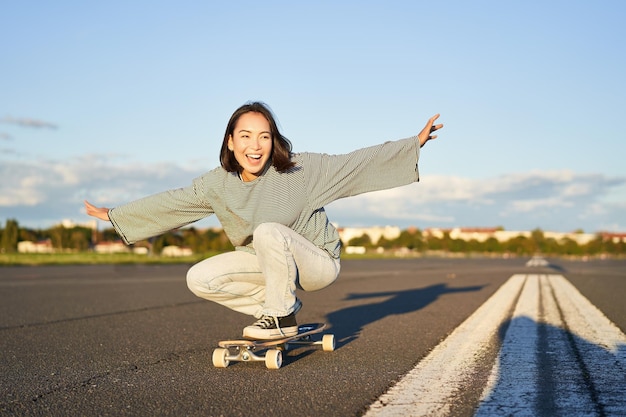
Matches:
[1,257,624,416]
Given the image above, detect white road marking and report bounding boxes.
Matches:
[364,275,626,417]
[365,274,525,416]
[547,275,626,416]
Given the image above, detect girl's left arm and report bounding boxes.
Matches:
[304,136,420,208]
[305,114,443,208]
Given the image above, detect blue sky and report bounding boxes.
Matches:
[2,1,625,233]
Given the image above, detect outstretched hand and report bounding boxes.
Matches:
[84,200,111,222]
[418,114,443,148]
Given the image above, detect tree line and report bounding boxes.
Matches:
[356,228,624,256]
[0,219,233,255]
[0,219,624,256]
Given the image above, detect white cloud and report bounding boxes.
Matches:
[561,183,592,197]
[507,197,572,213]
[0,155,204,227]
[327,171,626,232]
[0,116,58,129]
[0,186,43,206]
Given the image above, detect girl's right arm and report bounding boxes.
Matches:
[84,200,111,222]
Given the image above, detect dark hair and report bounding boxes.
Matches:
[220,101,295,173]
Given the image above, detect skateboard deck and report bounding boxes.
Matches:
[212,323,335,369]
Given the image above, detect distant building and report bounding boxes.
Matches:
[17,240,54,253]
[423,227,597,246]
[337,226,401,245]
[344,246,366,254]
[161,246,193,257]
[543,231,596,245]
[599,232,626,244]
[94,240,130,254]
[94,241,149,254]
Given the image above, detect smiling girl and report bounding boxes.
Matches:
[85,101,443,339]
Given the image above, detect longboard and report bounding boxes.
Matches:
[212,323,335,369]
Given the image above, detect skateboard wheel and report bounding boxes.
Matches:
[322,334,335,352]
[265,349,282,369]
[212,348,229,368]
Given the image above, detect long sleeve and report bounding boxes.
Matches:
[302,136,420,209]
[108,177,214,244]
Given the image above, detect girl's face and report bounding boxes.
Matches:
[228,111,273,182]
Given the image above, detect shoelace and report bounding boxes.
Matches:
[252,315,285,336]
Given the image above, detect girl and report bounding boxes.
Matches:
[85,101,443,339]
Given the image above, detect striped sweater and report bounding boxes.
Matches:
[109,136,421,258]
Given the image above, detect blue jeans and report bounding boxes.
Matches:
[186,223,341,318]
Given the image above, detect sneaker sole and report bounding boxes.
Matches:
[243,325,299,340]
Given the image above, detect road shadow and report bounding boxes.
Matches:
[547,262,567,272]
[326,283,484,347]
[477,316,626,416]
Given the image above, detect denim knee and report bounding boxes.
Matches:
[253,222,286,247]
[186,264,204,297]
